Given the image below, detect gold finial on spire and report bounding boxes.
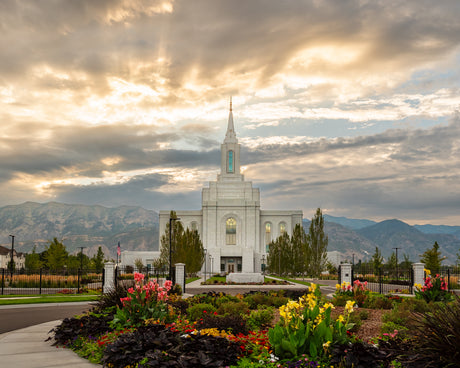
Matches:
[230,96,232,112]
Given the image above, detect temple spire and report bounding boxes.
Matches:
[225,96,237,142]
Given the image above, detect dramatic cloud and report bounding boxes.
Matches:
[1,0,459,225]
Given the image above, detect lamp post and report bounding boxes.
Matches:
[9,235,15,277]
[169,217,180,281]
[261,254,265,276]
[204,249,207,282]
[79,247,87,270]
[392,247,400,280]
[209,254,212,276]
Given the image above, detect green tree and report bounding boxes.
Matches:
[420,241,445,274]
[43,238,68,271]
[159,211,204,276]
[371,247,383,272]
[66,253,90,271]
[401,253,412,270]
[91,246,105,273]
[25,246,42,270]
[291,223,308,276]
[134,258,144,272]
[307,208,328,277]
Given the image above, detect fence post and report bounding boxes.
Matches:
[39,268,42,295]
[412,263,425,293]
[175,263,185,294]
[1,268,4,295]
[340,263,352,285]
[103,262,115,293]
[379,268,382,294]
[447,268,451,291]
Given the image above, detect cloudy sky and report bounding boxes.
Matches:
[1,0,459,225]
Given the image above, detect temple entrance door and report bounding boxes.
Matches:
[228,264,234,273]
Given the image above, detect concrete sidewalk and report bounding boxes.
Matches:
[0,320,100,368]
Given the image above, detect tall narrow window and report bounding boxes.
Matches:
[228,150,234,173]
[226,217,236,245]
[280,222,286,235]
[265,222,271,252]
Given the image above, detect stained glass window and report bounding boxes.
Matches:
[226,217,236,245]
[228,150,233,173]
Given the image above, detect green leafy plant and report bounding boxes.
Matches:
[410,297,460,367]
[246,306,275,331]
[414,269,453,302]
[268,284,355,360]
[111,272,173,329]
[186,303,217,321]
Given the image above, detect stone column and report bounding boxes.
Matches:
[413,263,425,290]
[103,261,115,293]
[340,263,352,285]
[175,263,186,294]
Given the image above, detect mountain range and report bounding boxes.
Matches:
[0,202,459,264]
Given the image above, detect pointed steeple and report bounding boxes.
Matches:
[224,96,237,143]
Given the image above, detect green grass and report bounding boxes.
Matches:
[186,276,200,284]
[0,294,101,305]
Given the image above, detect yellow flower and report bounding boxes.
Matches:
[323,341,331,349]
[424,268,431,275]
[414,283,422,290]
[310,283,317,292]
[323,302,335,310]
[337,315,345,323]
[345,300,355,313]
[335,284,341,290]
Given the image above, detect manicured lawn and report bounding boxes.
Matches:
[0,294,100,305]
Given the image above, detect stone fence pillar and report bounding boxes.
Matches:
[413,262,425,290]
[175,263,186,294]
[340,263,352,285]
[103,262,115,293]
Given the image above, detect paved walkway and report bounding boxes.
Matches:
[0,320,100,368]
[0,278,334,368]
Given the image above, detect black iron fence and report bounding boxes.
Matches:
[0,268,103,295]
[352,265,413,294]
[436,266,460,291]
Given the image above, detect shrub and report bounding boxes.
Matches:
[217,301,250,317]
[246,307,275,331]
[410,297,460,367]
[102,324,242,368]
[48,313,114,346]
[196,313,249,335]
[91,283,130,312]
[363,293,393,309]
[186,303,217,321]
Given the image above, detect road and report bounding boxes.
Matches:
[0,302,93,334]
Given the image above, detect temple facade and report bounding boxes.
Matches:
[159,101,303,274]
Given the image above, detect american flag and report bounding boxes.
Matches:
[117,241,121,256]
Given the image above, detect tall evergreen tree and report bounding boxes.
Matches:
[25,245,42,270]
[92,246,105,273]
[420,241,445,274]
[307,208,328,277]
[371,246,384,272]
[44,238,68,270]
[159,211,204,276]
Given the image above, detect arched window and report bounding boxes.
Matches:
[265,222,272,252]
[227,150,234,173]
[226,217,236,245]
[279,222,286,235]
[191,221,197,231]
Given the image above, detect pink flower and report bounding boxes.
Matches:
[127,287,134,293]
[134,272,145,283]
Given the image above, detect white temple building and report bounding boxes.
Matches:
[159,100,303,274]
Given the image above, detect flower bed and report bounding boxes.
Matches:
[48,272,460,368]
